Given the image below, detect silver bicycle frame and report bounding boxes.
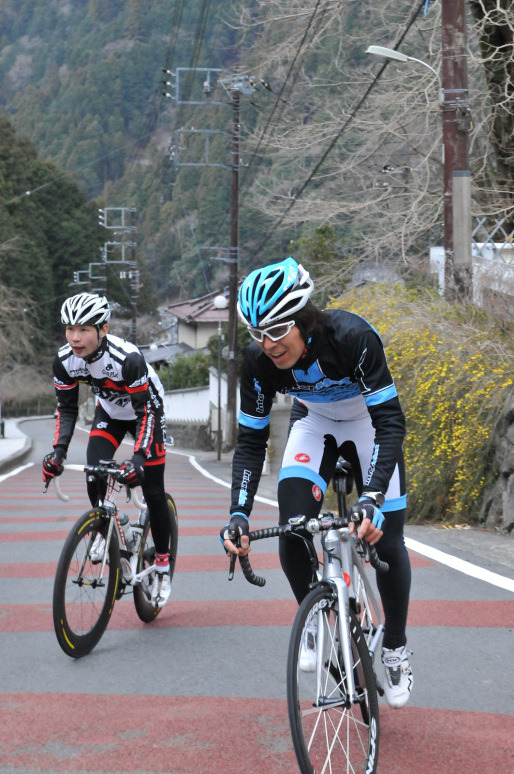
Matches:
[316,525,384,703]
[84,489,156,586]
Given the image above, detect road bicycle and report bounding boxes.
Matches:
[48,460,178,658]
[226,458,388,774]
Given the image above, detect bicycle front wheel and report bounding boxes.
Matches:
[133,493,178,622]
[53,510,120,658]
[287,585,379,774]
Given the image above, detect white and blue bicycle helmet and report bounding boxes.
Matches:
[61,293,111,326]
[237,257,314,327]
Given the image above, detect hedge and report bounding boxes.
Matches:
[329,285,513,523]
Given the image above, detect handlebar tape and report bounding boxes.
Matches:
[366,544,389,573]
[248,527,282,542]
[239,554,266,587]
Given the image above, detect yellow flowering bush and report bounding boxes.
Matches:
[329,285,513,523]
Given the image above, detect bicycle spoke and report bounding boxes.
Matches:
[288,589,379,774]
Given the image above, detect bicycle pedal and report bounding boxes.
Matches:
[120,557,133,584]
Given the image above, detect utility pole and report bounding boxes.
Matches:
[442,0,472,300]
[226,82,240,449]
[130,208,138,343]
[170,68,254,449]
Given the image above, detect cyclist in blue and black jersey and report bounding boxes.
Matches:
[42,292,172,608]
[221,258,413,708]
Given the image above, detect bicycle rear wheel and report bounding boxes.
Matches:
[287,585,379,773]
[133,493,178,622]
[53,509,120,658]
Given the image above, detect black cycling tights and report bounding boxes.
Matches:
[277,477,411,650]
[86,434,170,556]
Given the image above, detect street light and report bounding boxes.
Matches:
[365,45,443,102]
[213,294,228,460]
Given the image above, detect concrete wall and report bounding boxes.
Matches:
[163,386,210,423]
[430,244,514,321]
[167,422,212,451]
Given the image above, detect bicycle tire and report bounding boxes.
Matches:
[287,585,379,774]
[53,509,120,658]
[133,493,179,622]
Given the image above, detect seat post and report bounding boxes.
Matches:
[332,458,353,521]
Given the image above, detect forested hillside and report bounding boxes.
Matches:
[1,1,512,309]
[0,0,242,302]
[0,114,104,337]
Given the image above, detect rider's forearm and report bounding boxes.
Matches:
[366,397,406,494]
[53,401,78,452]
[230,424,269,518]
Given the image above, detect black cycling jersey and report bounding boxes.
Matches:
[52,333,165,460]
[230,309,406,518]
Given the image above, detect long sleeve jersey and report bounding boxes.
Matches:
[230,309,406,517]
[52,333,165,459]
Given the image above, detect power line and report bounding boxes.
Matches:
[2,131,158,206]
[163,0,214,292]
[202,2,328,256]
[239,0,327,194]
[145,0,185,137]
[247,0,428,262]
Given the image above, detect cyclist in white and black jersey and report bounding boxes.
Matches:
[42,292,172,608]
[221,258,413,708]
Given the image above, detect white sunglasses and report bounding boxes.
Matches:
[246,320,295,342]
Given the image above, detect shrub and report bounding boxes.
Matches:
[329,285,513,523]
[159,352,209,391]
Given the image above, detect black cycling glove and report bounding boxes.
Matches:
[350,496,385,530]
[42,450,65,486]
[118,453,146,488]
[219,513,249,550]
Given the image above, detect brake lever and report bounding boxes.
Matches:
[228,552,237,581]
[225,527,240,581]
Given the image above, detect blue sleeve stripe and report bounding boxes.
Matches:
[364,384,398,406]
[230,511,249,520]
[279,465,328,494]
[238,411,270,429]
[382,494,407,512]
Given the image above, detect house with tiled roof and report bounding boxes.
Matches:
[167,289,229,350]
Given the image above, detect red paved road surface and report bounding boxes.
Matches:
[1,423,513,773]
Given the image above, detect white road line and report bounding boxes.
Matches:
[174,449,514,593]
[404,537,514,593]
[0,462,34,483]
[74,428,514,592]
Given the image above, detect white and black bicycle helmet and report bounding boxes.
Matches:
[61,293,111,326]
[237,257,314,327]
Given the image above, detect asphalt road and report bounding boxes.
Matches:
[1,418,513,773]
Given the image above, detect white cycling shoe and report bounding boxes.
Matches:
[90,533,106,563]
[151,571,171,609]
[382,645,413,708]
[299,619,318,672]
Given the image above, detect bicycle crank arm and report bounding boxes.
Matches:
[368,623,384,659]
[132,564,156,584]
